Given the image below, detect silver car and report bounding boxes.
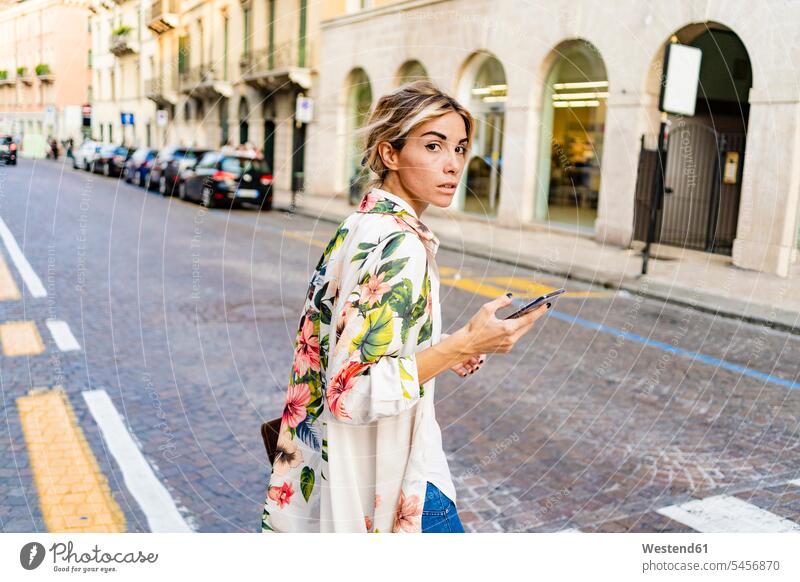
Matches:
[73,140,102,171]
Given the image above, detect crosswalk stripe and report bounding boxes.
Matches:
[0,251,21,300]
[0,215,46,298]
[0,320,45,356]
[656,494,800,532]
[46,319,81,351]
[82,389,193,532]
[17,387,127,532]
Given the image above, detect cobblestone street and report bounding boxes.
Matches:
[1,159,799,533]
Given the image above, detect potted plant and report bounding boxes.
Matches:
[35,63,51,76]
[111,24,132,37]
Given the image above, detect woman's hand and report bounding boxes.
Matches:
[456,293,550,358]
[415,294,549,386]
[441,332,485,377]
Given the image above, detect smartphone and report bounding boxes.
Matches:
[503,288,566,320]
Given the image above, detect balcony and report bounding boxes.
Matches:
[145,72,179,106]
[0,71,12,86]
[110,31,138,57]
[178,65,233,99]
[238,38,313,91]
[147,0,179,35]
[16,68,33,85]
[35,64,54,83]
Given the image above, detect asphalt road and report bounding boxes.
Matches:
[1,158,798,533]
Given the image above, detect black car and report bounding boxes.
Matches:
[150,146,208,196]
[124,147,157,187]
[180,152,273,209]
[95,145,131,177]
[0,135,18,165]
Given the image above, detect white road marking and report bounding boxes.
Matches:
[46,319,81,351]
[790,479,800,487]
[82,389,193,532]
[0,215,46,298]
[656,494,800,533]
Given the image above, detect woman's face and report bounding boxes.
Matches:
[379,112,469,214]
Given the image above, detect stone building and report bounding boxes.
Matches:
[309,0,800,277]
[0,0,91,143]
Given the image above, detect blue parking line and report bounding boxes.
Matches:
[544,309,800,390]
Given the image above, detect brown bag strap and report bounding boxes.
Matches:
[261,418,282,466]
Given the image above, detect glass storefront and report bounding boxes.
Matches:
[462,56,506,216]
[397,60,427,84]
[345,68,372,200]
[536,41,607,232]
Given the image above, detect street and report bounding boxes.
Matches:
[1,158,799,533]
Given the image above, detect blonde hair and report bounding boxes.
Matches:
[354,79,475,192]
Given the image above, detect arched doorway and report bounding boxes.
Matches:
[536,40,608,232]
[634,23,752,255]
[238,97,249,145]
[396,60,428,85]
[263,101,276,173]
[457,53,506,216]
[218,97,229,147]
[344,68,372,202]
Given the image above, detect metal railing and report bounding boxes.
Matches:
[144,70,179,97]
[179,64,220,89]
[147,0,178,33]
[239,38,311,77]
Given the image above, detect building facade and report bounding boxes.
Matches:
[310,0,800,277]
[144,0,318,193]
[89,0,158,147]
[0,0,91,143]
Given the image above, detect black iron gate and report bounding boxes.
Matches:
[633,121,745,255]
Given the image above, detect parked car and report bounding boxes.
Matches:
[180,150,273,209]
[150,147,208,196]
[0,135,17,165]
[74,140,102,171]
[124,147,158,187]
[94,145,131,177]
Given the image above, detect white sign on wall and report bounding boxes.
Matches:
[295,96,314,124]
[156,109,168,127]
[660,43,703,116]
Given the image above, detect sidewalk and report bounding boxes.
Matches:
[273,188,800,334]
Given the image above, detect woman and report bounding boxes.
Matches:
[261,80,548,533]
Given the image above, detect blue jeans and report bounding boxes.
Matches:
[421,481,465,533]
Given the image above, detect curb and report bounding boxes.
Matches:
[275,202,800,336]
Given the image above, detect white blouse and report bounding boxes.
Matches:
[261,187,456,533]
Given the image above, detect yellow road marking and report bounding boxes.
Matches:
[488,276,613,298]
[438,266,460,276]
[0,321,45,356]
[287,235,613,299]
[17,387,126,533]
[439,278,511,298]
[487,276,554,296]
[283,230,326,249]
[0,253,21,301]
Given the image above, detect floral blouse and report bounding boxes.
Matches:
[261,187,442,533]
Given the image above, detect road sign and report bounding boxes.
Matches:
[295,95,313,124]
[659,43,702,116]
[44,105,56,126]
[120,112,135,126]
